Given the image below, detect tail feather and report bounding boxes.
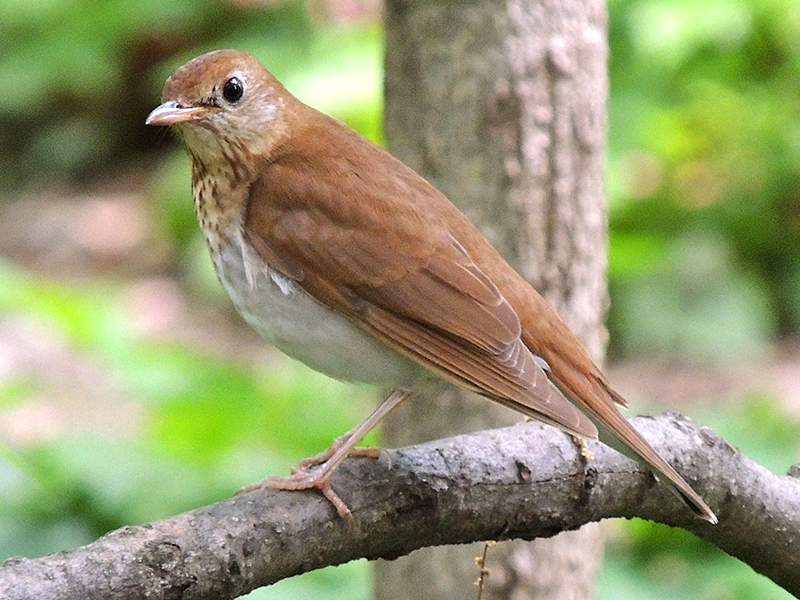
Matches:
[553,372,717,524]
[590,405,718,524]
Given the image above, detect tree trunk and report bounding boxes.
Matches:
[377,1,608,599]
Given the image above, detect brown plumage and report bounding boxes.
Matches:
[147,49,716,523]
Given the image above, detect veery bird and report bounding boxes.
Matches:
[146,49,716,524]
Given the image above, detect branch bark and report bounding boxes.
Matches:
[2,414,798,600]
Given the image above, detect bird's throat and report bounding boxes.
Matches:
[189,150,252,260]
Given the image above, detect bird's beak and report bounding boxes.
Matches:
[146,100,213,126]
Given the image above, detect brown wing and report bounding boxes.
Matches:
[244,119,597,439]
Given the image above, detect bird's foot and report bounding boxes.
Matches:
[236,389,413,520]
[237,467,354,520]
[236,436,388,521]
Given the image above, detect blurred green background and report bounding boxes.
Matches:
[0,0,798,598]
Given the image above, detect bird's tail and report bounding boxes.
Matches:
[551,366,717,524]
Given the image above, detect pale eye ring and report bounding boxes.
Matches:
[222,77,244,103]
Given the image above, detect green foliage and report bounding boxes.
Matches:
[607,0,800,355]
[601,521,795,600]
[610,231,775,361]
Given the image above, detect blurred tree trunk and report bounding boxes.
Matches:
[377,1,609,599]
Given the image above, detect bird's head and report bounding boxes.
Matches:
[146,49,293,163]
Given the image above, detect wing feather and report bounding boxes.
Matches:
[243,121,597,439]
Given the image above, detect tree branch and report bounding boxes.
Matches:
[2,414,798,600]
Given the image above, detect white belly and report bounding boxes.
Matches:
[211,226,421,387]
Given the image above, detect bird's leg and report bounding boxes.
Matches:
[236,388,413,519]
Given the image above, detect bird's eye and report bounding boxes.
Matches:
[222,77,244,103]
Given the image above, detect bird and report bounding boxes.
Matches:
[146,48,717,524]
